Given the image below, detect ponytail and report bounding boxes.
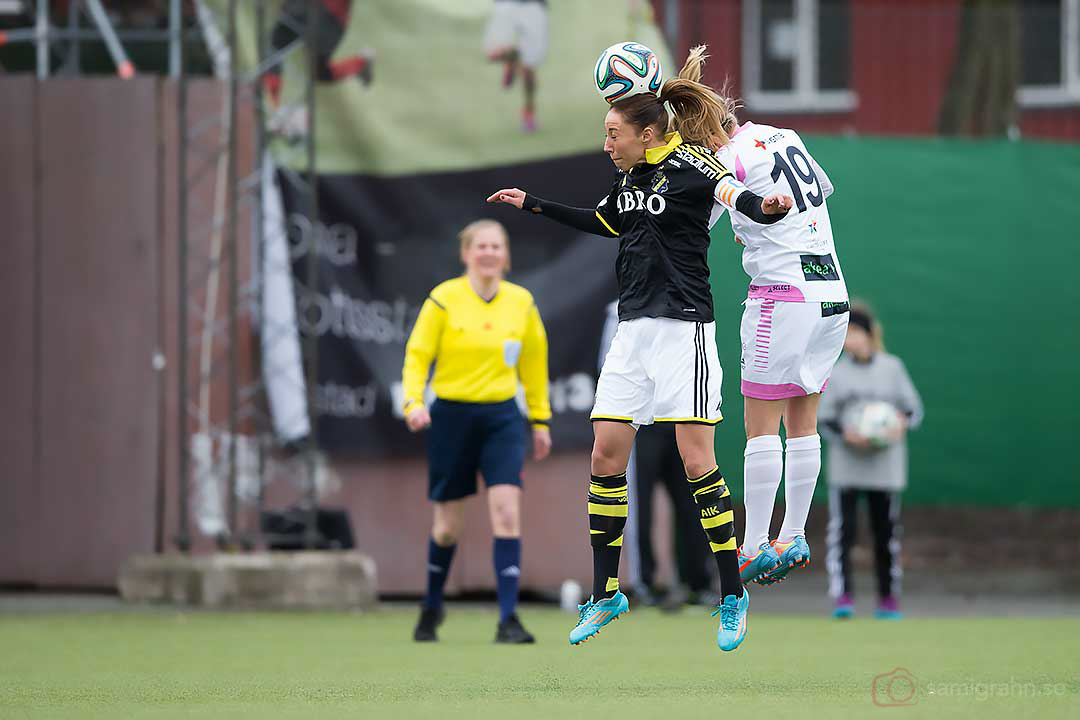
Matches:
[609,45,742,149]
[670,45,742,143]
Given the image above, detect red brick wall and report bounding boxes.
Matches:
[653,0,1079,140]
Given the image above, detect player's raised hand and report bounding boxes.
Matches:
[761,193,794,215]
[486,188,526,209]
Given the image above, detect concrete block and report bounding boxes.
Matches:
[118,551,378,609]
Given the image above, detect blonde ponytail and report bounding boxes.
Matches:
[658,76,730,147]
[671,45,742,142]
[610,46,742,149]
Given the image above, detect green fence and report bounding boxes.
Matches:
[708,136,1080,507]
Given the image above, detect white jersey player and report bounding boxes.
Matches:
[710,120,850,587]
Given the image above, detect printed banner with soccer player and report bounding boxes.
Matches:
[202,0,673,456]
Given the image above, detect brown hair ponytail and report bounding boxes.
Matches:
[610,45,741,149]
[658,45,738,147]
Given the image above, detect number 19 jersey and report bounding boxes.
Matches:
[712,122,848,304]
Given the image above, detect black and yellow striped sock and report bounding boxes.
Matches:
[689,467,743,599]
[588,472,628,600]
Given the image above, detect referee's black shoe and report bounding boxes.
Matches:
[495,614,535,644]
[413,606,444,642]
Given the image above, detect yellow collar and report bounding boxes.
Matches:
[644,131,682,165]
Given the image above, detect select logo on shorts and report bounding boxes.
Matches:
[800,253,840,281]
[821,301,849,318]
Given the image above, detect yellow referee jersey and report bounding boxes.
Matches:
[402,277,551,426]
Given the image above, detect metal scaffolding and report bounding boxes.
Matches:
[4,1,328,551]
[174,0,323,552]
[0,0,181,78]
[10,0,330,552]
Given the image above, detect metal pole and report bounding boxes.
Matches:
[83,0,135,78]
[3,28,196,44]
[226,0,240,547]
[63,0,81,75]
[176,23,192,553]
[254,0,269,548]
[663,0,679,58]
[303,0,320,550]
[36,0,48,79]
[169,0,181,78]
[154,73,168,555]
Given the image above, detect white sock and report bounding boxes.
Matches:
[778,434,822,543]
[742,435,783,551]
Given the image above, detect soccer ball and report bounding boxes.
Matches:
[594,42,663,104]
[853,401,902,448]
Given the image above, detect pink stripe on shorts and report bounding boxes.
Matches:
[741,379,809,400]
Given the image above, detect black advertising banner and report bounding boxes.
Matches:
[200,0,674,456]
[279,155,622,456]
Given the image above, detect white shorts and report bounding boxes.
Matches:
[740,299,849,399]
[593,317,723,426]
[483,1,549,68]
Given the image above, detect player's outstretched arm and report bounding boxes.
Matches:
[487,188,617,238]
[714,175,792,225]
[760,193,794,215]
[487,188,526,209]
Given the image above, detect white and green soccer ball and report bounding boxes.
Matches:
[594,41,663,104]
[854,401,902,448]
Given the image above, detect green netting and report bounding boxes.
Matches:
[709,136,1080,507]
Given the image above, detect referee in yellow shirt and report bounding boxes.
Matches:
[403,219,551,644]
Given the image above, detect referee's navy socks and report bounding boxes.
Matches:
[424,538,456,611]
[493,537,521,621]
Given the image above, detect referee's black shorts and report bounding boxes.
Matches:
[427,398,527,502]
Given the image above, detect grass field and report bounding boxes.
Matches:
[2,604,1077,720]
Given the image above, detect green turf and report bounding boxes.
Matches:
[1,606,1077,719]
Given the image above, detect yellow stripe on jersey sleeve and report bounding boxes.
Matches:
[685,146,730,177]
[595,211,619,236]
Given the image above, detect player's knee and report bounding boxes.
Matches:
[784,398,821,437]
[683,458,716,481]
[432,513,462,546]
[785,418,818,438]
[490,503,519,536]
[590,445,625,476]
[431,527,459,546]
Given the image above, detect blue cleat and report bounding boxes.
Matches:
[833,593,854,619]
[569,591,630,645]
[738,543,781,585]
[875,595,903,620]
[714,589,749,651]
[760,535,810,585]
